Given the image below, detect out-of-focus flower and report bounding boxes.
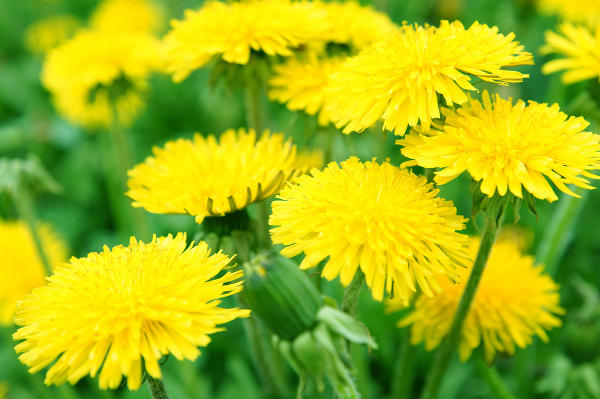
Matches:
[90,0,165,34]
[14,234,249,390]
[537,0,600,28]
[24,15,80,54]
[293,148,324,171]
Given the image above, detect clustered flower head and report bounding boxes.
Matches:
[0,221,67,325]
[24,15,80,55]
[542,23,600,84]
[162,0,330,82]
[537,0,600,28]
[399,91,600,201]
[127,128,299,223]
[90,0,165,34]
[42,30,160,128]
[325,20,533,135]
[270,157,471,304]
[399,235,563,361]
[13,234,249,390]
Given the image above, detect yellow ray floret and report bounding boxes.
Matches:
[537,0,600,28]
[399,91,600,201]
[127,129,299,223]
[270,157,471,304]
[398,236,563,361]
[542,23,600,84]
[13,234,249,390]
[25,15,80,55]
[90,0,165,34]
[269,56,344,125]
[0,221,67,325]
[324,20,532,135]
[163,0,330,82]
[42,30,160,129]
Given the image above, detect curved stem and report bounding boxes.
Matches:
[147,375,170,399]
[342,271,364,317]
[475,355,517,399]
[419,216,502,399]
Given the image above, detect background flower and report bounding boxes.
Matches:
[90,0,165,34]
[24,15,80,55]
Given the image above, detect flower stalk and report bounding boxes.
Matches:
[341,271,364,317]
[147,375,170,399]
[475,355,518,399]
[391,328,415,399]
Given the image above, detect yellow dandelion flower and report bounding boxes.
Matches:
[269,56,343,125]
[24,15,80,54]
[399,91,600,201]
[399,236,563,361]
[270,157,470,303]
[127,129,299,223]
[293,148,324,171]
[13,234,249,390]
[163,0,330,82]
[322,1,399,50]
[0,221,67,325]
[42,30,160,129]
[537,0,600,27]
[541,23,600,84]
[325,20,532,135]
[90,0,165,34]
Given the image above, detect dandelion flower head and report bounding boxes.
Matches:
[127,129,299,223]
[399,91,600,201]
[537,0,600,27]
[90,0,165,34]
[399,236,563,361]
[0,221,67,325]
[270,157,470,304]
[542,23,600,84]
[42,30,160,128]
[325,20,532,135]
[163,0,330,82]
[293,148,325,171]
[25,15,80,55]
[14,234,249,390]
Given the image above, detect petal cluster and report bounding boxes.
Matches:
[325,20,532,135]
[90,0,165,34]
[127,129,299,223]
[42,30,160,128]
[542,23,600,84]
[163,0,330,82]
[399,91,600,201]
[0,221,67,325]
[13,234,249,390]
[270,157,470,303]
[399,236,563,361]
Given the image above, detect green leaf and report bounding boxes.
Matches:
[317,306,377,349]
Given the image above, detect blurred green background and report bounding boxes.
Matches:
[1,0,600,398]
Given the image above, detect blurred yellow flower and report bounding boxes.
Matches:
[537,0,600,27]
[293,148,324,170]
[25,15,80,54]
[269,56,343,125]
[542,23,600,84]
[398,236,563,361]
[14,234,249,390]
[90,0,165,34]
[42,30,160,129]
[163,0,330,82]
[325,20,532,135]
[270,157,470,303]
[399,91,600,201]
[0,221,67,325]
[127,129,299,223]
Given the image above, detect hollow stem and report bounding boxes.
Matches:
[147,375,170,399]
[391,327,415,399]
[419,215,503,399]
[342,271,365,317]
[475,356,517,399]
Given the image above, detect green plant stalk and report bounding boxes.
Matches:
[342,271,365,317]
[419,215,503,399]
[14,187,53,276]
[391,328,415,399]
[535,188,589,276]
[147,375,170,399]
[475,356,517,399]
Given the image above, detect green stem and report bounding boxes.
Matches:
[342,271,364,317]
[419,215,503,399]
[535,188,589,276]
[244,82,265,132]
[475,356,518,399]
[147,375,170,399]
[14,187,53,276]
[391,328,415,399]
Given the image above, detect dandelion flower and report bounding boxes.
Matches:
[162,0,330,82]
[25,15,80,54]
[399,236,563,361]
[127,129,299,223]
[293,148,324,171]
[541,23,600,84]
[90,0,165,34]
[399,91,600,201]
[537,0,600,27]
[269,56,343,125]
[270,157,470,303]
[42,30,160,128]
[0,221,67,325]
[13,234,249,390]
[325,20,532,135]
